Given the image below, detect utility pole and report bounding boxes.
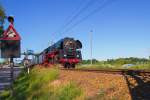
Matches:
[48,40,54,47]
[90,30,93,65]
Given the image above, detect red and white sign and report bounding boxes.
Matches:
[1,24,21,40]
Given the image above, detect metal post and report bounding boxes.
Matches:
[27,66,30,74]
[90,30,93,65]
[10,57,14,96]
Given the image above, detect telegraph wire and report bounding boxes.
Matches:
[53,0,85,33]
[59,0,99,33]
[62,0,117,35]
[52,0,100,41]
[50,0,86,41]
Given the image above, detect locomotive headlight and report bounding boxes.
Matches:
[64,54,67,57]
[76,55,79,58]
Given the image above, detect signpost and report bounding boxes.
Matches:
[22,50,34,74]
[0,16,21,95]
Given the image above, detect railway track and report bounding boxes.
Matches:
[60,68,150,100]
[60,68,150,75]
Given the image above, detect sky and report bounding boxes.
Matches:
[0,0,150,60]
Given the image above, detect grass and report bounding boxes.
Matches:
[77,63,150,70]
[49,82,84,100]
[87,86,118,100]
[129,64,150,70]
[76,64,116,70]
[0,65,84,100]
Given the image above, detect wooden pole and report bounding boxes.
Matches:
[90,30,93,65]
[10,57,14,96]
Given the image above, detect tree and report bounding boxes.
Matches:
[0,5,6,37]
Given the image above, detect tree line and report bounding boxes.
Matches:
[81,57,150,65]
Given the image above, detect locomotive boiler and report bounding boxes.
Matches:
[34,37,82,68]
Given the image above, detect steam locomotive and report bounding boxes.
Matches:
[33,37,82,68]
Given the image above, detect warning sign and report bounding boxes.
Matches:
[0,24,21,58]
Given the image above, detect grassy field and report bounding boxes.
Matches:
[0,65,83,100]
[1,63,149,100]
[80,58,150,70]
[77,63,150,70]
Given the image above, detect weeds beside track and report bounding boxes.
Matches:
[60,68,150,75]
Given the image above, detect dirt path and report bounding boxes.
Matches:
[54,70,132,100]
[0,67,22,93]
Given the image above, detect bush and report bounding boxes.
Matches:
[0,90,10,100]
[0,66,84,100]
[1,66,59,100]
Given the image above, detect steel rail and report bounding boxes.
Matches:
[60,68,150,75]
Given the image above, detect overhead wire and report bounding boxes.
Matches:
[59,0,99,33]
[50,0,87,41]
[62,0,117,35]
[52,0,100,41]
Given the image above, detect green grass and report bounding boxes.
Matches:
[0,66,84,100]
[0,90,10,100]
[57,82,83,100]
[77,63,150,70]
[129,64,150,70]
[76,63,119,70]
[48,82,84,100]
[0,66,59,100]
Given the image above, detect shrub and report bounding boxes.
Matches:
[1,66,59,100]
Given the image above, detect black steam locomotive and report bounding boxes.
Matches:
[34,37,82,68]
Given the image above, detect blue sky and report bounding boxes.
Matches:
[0,0,150,60]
